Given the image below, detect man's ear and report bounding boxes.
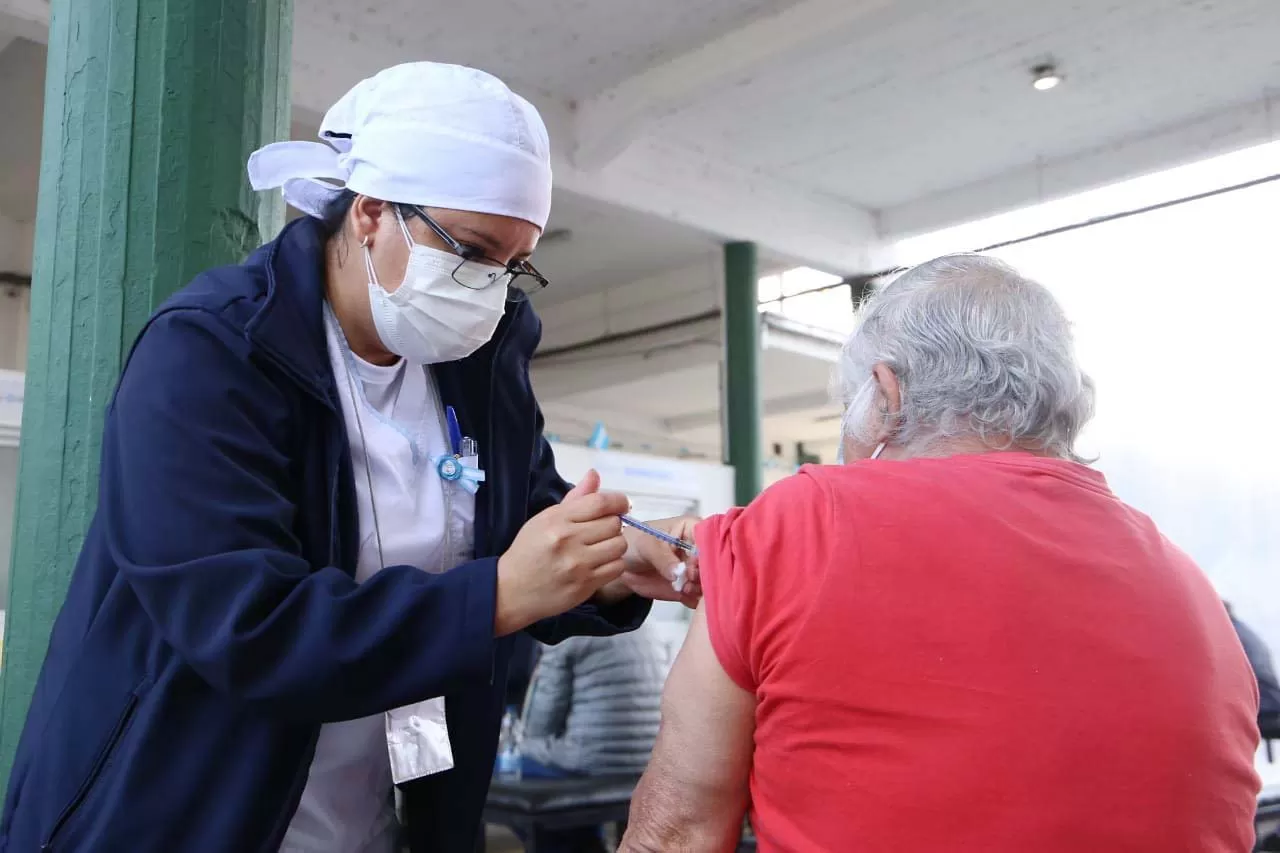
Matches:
[872,363,902,433]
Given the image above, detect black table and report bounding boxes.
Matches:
[482,774,757,852]
[1258,785,1280,852]
[483,774,639,852]
[1260,784,1280,821]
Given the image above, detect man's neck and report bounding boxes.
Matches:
[885,437,1054,461]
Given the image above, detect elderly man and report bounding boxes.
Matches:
[621,255,1262,853]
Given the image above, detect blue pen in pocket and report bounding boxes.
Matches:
[438,407,484,493]
[445,406,463,457]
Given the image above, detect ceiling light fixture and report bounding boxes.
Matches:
[1031,63,1063,91]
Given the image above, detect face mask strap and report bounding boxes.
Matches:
[393,206,415,249]
[362,238,381,288]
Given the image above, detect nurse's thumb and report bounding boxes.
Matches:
[564,469,601,501]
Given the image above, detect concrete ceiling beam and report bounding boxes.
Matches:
[880,96,1280,241]
[0,0,49,43]
[570,0,894,171]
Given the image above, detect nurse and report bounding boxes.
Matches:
[0,63,694,853]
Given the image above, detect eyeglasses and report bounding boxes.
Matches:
[405,205,549,301]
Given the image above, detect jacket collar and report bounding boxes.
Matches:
[243,217,339,408]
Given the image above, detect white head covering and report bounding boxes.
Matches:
[248,62,553,229]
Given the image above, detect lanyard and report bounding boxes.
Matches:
[327,304,390,573]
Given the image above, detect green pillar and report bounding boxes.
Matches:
[0,0,293,784]
[723,242,763,505]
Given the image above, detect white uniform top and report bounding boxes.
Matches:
[279,310,476,853]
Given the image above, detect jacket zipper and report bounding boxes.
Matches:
[485,309,519,548]
[41,693,140,851]
[485,311,518,687]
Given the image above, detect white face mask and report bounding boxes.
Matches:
[364,209,509,364]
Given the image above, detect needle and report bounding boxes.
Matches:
[620,515,697,594]
[620,515,697,556]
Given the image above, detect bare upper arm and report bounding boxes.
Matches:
[622,603,755,853]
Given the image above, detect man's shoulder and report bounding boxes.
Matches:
[749,467,836,518]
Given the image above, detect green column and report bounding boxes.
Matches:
[0,0,293,784]
[723,242,762,505]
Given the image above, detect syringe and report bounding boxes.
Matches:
[620,515,697,556]
[620,515,697,593]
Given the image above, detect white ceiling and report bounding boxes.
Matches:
[275,0,1280,266]
[655,0,1280,211]
[6,0,1277,272]
[305,0,795,102]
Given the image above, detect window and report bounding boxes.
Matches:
[758,266,854,334]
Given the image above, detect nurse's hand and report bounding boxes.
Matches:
[494,470,630,636]
[611,517,702,608]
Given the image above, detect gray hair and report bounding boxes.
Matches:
[836,254,1095,461]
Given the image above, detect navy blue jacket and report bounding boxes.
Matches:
[0,217,648,853]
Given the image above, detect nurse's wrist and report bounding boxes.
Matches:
[593,578,635,605]
[493,555,536,637]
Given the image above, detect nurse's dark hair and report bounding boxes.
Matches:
[316,189,414,238]
[316,189,359,237]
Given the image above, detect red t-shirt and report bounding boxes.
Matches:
[698,454,1260,853]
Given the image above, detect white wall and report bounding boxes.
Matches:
[0,445,16,606]
[0,282,29,372]
[0,142,35,371]
[0,369,23,617]
[0,213,33,276]
[0,37,41,377]
[0,38,43,239]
